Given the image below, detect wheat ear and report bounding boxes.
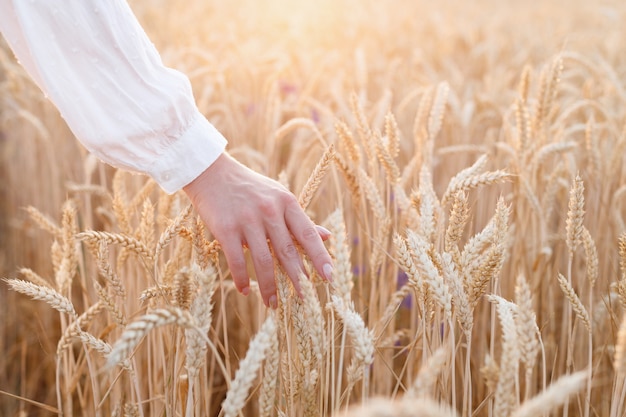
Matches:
[259,312,280,417]
[339,397,459,417]
[565,173,585,254]
[5,278,76,317]
[557,273,591,333]
[511,371,587,417]
[298,143,335,210]
[406,231,452,319]
[331,296,374,389]
[19,267,52,289]
[154,203,193,259]
[407,345,449,398]
[25,206,62,237]
[78,231,154,263]
[326,209,354,301]
[514,274,540,387]
[107,307,196,368]
[489,295,521,417]
[222,315,277,417]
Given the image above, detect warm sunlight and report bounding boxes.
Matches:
[2,0,626,416]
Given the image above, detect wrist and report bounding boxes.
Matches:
[183,152,231,201]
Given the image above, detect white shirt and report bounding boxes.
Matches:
[0,0,228,194]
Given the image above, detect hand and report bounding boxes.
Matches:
[183,152,334,308]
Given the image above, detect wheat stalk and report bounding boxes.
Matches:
[615,310,626,374]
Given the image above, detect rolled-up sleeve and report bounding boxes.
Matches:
[0,0,227,193]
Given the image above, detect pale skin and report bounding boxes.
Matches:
[183,152,334,309]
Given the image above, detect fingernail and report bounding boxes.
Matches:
[241,286,250,296]
[269,295,278,309]
[316,225,332,238]
[323,263,334,282]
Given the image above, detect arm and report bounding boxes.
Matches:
[0,0,226,193]
[0,0,333,307]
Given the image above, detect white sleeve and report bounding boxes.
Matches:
[0,0,227,193]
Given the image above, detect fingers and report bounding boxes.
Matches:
[267,226,306,297]
[244,227,279,309]
[316,225,332,241]
[219,237,250,296]
[218,221,331,309]
[285,203,334,284]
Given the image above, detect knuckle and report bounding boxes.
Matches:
[256,251,275,269]
[214,220,238,237]
[280,191,298,207]
[258,198,279,218]
[258,277,277,297]
[301,226,319,241]
[280,242,299,259]
[229,258,247,275]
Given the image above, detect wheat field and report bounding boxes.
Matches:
[2,0,626,416]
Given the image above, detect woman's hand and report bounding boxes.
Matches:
[183,152,333,308]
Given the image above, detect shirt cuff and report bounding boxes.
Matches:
[148,112,228,194]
